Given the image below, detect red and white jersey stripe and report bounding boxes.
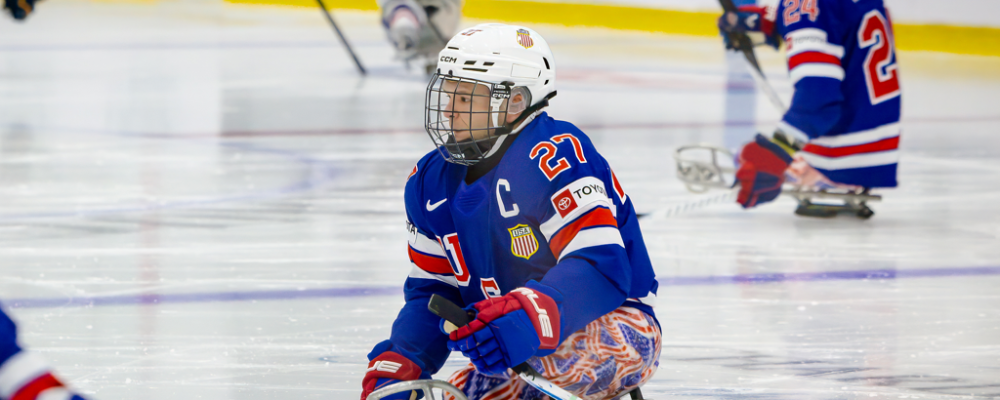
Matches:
[539,177,624,261]
[405,222,457,287]
[799,122,901,170]
[0,351,71,400]
[785,28,845,84]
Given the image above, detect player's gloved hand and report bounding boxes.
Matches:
[4,0,36,20]
[717,5,779,50]
[445,282,562,375]
[361,341,424,400]
[735,133,799,208]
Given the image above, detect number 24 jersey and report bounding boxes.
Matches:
[773,0,901,188]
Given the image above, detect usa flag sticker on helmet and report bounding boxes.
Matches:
[508,224,539,259]
[516,28,534,49]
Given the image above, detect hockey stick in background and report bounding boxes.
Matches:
[429,295,648,399]
[316,0,367,76]
[423,6,450,45]
[718,0,786,113]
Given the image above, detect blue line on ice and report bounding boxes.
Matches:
[5,266,998,309]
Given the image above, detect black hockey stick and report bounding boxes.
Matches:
[422,6,450,45]
[718,0,763,77]
[718,0,785,111]
[428,293,474,327]
[316,0,367,76]
[428,294,645,399]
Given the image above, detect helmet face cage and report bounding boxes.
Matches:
[425,72,522,165]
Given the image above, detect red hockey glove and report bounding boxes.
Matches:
[445,283,562,375]
[736,133,796,208]
[360,351,423,400]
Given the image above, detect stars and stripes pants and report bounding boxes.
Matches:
[445,306,661,400]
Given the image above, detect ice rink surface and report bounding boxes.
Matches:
[1,1,999,399]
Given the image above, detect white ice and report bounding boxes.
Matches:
[1,1,999,399]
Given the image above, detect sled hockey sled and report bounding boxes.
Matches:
[674,144,880,219]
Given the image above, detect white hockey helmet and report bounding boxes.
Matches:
[425,23,557,165]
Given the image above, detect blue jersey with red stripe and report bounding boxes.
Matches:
[772,0,901,187]
[1,305,87,400]
[381,112,658,376]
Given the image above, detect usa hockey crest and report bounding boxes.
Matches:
[516,29,534,49]
[508,224,538,259]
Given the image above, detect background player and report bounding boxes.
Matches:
[361,23,660,400]
[377,0,462,73]
[1,305,87,400]
[718,0,901,212]
[4,0,37,20]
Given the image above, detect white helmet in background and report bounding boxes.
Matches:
[425,23,557,165]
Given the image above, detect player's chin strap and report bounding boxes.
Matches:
[480,90,557,160]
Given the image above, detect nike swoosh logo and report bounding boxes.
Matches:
[426,198,448,211]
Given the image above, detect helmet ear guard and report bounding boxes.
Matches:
[506,86,530,116]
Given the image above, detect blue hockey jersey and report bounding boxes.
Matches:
[384,112,658,376]
[773,0,901,188]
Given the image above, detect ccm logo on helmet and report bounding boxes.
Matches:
[440,56,457,63]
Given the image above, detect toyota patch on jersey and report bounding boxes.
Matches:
[550,176,609,218]
[508,224,539,259]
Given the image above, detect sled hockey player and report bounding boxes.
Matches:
[0,305,87,400]
[717,0,901,217]
[377,0,462,73]
[361,24,661,400]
